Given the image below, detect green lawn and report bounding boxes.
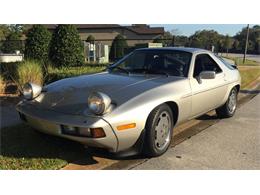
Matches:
[224,56,259,66]
[46,65,106,83]
[0,124,87,170]
[238,66,260,89]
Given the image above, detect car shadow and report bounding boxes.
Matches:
[240,89,260,94]
[196,113,219,121]
[0,123,144,168]
[1,111,222,169]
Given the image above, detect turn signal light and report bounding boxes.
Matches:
[117,123,136,131]
[90,128,106,138]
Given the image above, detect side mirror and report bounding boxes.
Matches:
[200,71,216,79]
[197,71,216,84]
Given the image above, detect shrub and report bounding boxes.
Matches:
[49,25,84,67]
[0,62,18,80]
[46,64,105,83]
[109,34,128,61]
[16,60,43,90]
[86,35,95,43]
[24,25,51,63]
[1,32,23,53]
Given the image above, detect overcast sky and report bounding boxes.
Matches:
[149,24,258,36]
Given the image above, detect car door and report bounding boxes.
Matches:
[190,53,228,117]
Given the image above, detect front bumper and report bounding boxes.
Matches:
[16,101,118,152]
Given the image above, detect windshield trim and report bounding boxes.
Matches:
[109,49,192,77]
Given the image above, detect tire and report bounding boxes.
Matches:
[143,104,174,157]
[216,87,238,118]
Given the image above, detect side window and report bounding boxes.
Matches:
[193,54,222,77]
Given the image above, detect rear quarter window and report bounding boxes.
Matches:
[214,55,236,70]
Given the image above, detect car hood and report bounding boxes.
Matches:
[34,72,184,115]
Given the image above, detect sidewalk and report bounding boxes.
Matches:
[133,94,260,169]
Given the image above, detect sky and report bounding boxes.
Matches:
[149,24,258,36]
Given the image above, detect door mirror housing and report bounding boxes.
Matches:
[200,71,216,79]
[197,71,216,84]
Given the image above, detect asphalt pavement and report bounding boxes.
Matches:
[133,94,260,170]
[220,53,260,63]
[0,103,20,128]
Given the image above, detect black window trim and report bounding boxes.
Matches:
[193,53,223,78]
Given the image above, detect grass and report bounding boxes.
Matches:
[238,66,260,89]
[17,60,44,88]
[0,124,87,170]
[224,56,260,66]
[46,65,105,83]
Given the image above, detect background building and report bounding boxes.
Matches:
[44,24,164,46]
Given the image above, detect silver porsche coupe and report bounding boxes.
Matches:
[16,47,241,157]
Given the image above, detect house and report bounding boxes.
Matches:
[44,24,164,46]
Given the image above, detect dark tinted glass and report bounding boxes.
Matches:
[193,54,222,77]
[111,50,192,77]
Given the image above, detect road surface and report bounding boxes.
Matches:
[220,53,260,63]
[0,103,20,128]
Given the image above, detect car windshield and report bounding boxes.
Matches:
[109,50,192,77]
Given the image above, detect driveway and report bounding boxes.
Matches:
[0,98,21,129]
[133,94,260,169]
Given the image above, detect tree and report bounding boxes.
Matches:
[0,25,10,41]
[49,25,84,67]
[217,39,224,52]
[175,35,189,47]
[1,31,23,53]
[234,25,260,54]
[86,35,95,44]
[190,30,222,50]
[109,34,128,61]
[9,24,26,34]
[0,25,11,52]
[0,24,30,53]
[223,35,232,54]
[153,31,174,46]
[232,39,240,51]
[24,25,51,63]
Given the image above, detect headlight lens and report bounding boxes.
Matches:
[23,82,42,100]
[88,92,111,115]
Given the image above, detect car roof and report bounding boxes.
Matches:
[136,47,209,54]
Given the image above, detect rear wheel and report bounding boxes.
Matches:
[216,87,238,118]
[143,104,174,157]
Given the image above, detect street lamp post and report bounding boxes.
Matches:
[243,24,250,64]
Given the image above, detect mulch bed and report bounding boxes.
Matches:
[0,80,21,106]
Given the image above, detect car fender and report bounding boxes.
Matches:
[103,79,191,152]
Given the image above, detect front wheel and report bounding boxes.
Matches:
[216,87,238,118]
[143,104,174,157]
